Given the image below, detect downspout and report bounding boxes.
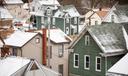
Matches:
[20,48,23,57]
[105,56,107,76]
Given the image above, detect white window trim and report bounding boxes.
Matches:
[74,53,79,68]
[52,17,55,25]
[84,55,90,70]
[85,35,90,46]
[95,56,101,72]
[74,17,77,24]
[66,27,69,35]
[35,38,40,43]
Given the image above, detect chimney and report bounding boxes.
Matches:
[99,7,102,11]
[42,28,47,65]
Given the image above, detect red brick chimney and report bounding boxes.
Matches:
[42,28,47,65]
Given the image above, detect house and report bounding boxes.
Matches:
[68,23,127,76]
[29,0,60,29]
[0,56,61,76]
[84,9,109,26]
[36,28,72,76]
[107,53,128,76]
[53,5,80,35]
[103,4,128,23]
[4,30,43,64]
[0,6,14,39]
[4,0,30,23]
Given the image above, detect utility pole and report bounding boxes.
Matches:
[46,7,52,68]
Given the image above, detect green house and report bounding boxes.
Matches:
[68,23,127,76]
[53,5,80,35]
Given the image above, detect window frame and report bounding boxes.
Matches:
[74,53,79,68]
[52,17,55,25]
[66,27,69,35]
[35,38,40,43]
[58,44,64,57]
[74,17,77,24]
[95,56,101,72]
[85,35,90,46]
[84,55,90,70]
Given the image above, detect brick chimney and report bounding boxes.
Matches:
[42,28,47,65]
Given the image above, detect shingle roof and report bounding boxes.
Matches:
[0,56,30,76]
[4,30,38,47]
[0,7,13,19]
[69,23,127,56]
[88,23,126,55]
[54,5,80,17]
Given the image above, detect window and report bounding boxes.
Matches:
[95,21,98,25]
[52,18,55,25]
[50,46,52,58]
[41,17,44,24]
[32,6,35,12]
[66,27,69,35]
[12,48,17,56]
[84,55,90,70]
[66,18,70,23]
[74,53,79,68]
[35,38,40,43]
[58,44,64,57]
[111,15,114,23]
[59,64,63,76]
[85,35,90,46]
[96,56,101,71]
[74,17,77,24]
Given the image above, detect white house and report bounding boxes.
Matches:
[4,30,43,64]
[103,4,128,23]
[4,0,30,23]
[36,28,72,76]
[107,53,128,76]
[85,9,109,26]
[0,56,61,76]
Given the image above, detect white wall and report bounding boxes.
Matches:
[49,43,69,76]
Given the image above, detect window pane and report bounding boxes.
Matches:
[97,64,100,70]
[86,56,89,62]
[86,63,89,68]
[75,55,78,60]
[97,58,101,63]
[75,61,78,66]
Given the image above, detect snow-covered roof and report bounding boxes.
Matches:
[0,56,30,76]
[4,0,23,4]
[49,29,72,43]
[108,53,128,75]
[0,40,3,47]
[36,29,72,43]
[38,0,60,6]
[103,4,128,23]
[4,30,38,47]
[0,7,13,19]
[54,5,80,17]
[88,23,126,55]
[69,23,126,56]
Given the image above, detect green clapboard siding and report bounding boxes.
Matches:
[55,18,64,31]
[69,32,124,76]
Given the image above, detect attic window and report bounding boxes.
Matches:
[111,15,114,23]
[85,35,90,46]
[35,38,40,43]
[74,17,77,24]
[66,27,69,35]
